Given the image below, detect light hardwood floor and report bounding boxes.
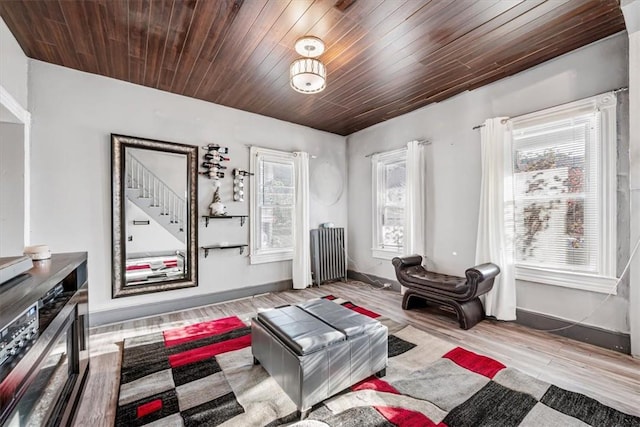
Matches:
[74,281,640,426]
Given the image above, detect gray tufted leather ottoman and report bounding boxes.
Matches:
[251,298,388,419]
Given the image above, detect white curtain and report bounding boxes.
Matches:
[292,152,311,289]
[404,140,426,257]
[476,118,516,320]
[401,140,427,295]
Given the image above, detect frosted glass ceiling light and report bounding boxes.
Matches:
[290,58,326,93]
[290,36,326,94]
[294,36,325,57]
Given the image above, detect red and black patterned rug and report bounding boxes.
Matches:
[115,296,639,426]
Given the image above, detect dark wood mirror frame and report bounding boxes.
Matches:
[111,134,198,298]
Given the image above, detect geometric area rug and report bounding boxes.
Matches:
[115,296,640,426]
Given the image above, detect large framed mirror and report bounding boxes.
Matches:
[111,134,198,298]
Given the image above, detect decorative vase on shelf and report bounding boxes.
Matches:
[209,187,226,216]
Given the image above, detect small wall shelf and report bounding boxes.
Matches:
[203,215,248,227]
[202,244,248,257]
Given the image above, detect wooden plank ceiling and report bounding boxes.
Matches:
[0,0,625,136]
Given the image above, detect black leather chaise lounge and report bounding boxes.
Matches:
[392,255,500,330]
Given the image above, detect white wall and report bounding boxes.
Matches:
[621,0,640,356]
[347,33,630,333]
[129,147,187,197]
[0,16,29,256]
[0,123,24,256]
[28,60,347,315]
[125,201,184,256]
[0,17,28,110]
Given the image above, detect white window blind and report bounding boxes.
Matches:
[372,149,406,259]
[510,92,617,293]
[513,113,598,271]
[258,159,294,250]
[250,147,295,264]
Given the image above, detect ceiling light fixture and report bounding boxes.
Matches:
[290,36,326,94]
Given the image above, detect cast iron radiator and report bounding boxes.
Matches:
[310,227,347,286]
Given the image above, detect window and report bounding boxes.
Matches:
[510,92,617,293]
[371,148,407,259]
[250,147,295,264]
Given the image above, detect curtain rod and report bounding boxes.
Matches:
[364,140,430,158]
[244,144,317,158]
[471,86,628,130]
[472,119,507,131]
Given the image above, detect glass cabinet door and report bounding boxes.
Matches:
[4,311,76,427]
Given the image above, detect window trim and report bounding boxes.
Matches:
[249,146,295,265]
[510,92,617,294]
[371,147,407,260]
[516,265,618,294]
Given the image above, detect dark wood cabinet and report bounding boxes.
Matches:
[0,253,89,426]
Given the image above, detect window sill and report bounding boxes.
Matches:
[371,248,402,261]
[250,250,293,265]
[515,265,618,295]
